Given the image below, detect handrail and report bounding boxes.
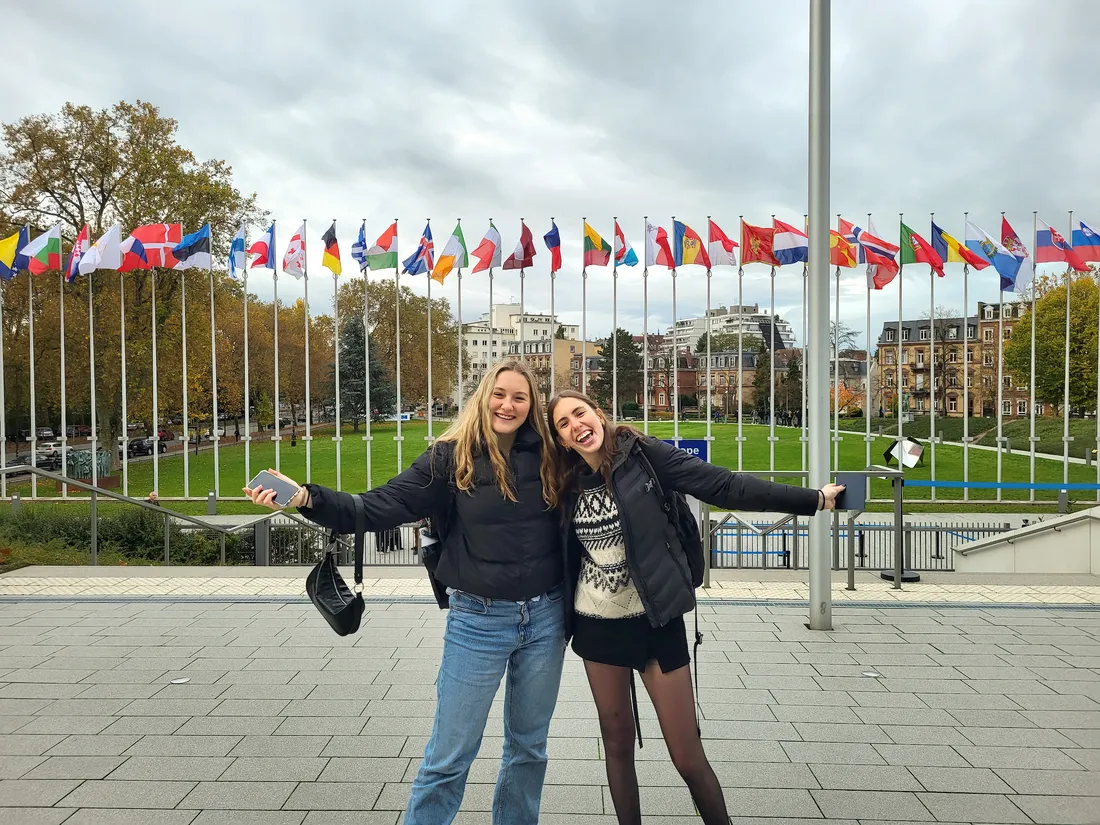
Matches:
[957,508,1100,554]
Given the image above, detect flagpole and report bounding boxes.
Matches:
[833,261,841,474]
[273,238,281,472]
[995,213,1006,502]
[181,264,189,497]
[302,218,312,484]
[642,216,649,435]
[705,214,712,447]
[1030,212,1037,502]
[737,218,744,470]
[581,216,587,396]
[962,212,970,501]
[803,231,809,475]
[897,214,904,454]
[333,227,342,491]
[456,218,464,413]
[864,257,871,470]
[243,239,251,489]
[394,218,403,473]
[29,270,38,498]
[88,271,98,490]
[612,216,618,422]
[426,218,434,444]
[151,270,159,494]
[119,270,128,497]
[209,262,219,498]
[59,269,68,497]
[518,218,526,368]
[671,215,679,447]
[1063,210,1073,485]
[362,219,373,489]
[548,218,554,397]
[928,212,936,503]
[769,252,776,473]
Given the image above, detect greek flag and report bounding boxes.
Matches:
[350,221,369,273]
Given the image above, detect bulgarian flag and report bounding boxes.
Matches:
[583,221,611,267]
[21,223,63,275]
[432,223,468,284]
[367,222,398,271]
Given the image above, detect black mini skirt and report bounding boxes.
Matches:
[571,613,690,674]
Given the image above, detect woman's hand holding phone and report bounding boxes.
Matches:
[243,468,309,510]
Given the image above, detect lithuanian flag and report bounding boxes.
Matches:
[583,221,611,268]
[322,222,341,276]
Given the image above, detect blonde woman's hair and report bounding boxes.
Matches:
[435,359,559,508]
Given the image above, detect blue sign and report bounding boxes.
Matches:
[661,439,709,462]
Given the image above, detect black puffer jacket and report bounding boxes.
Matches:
[298,422,565,603]
[561,429,821,628]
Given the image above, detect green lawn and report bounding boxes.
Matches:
[12,419,1098,514]
[861,415,1099,459]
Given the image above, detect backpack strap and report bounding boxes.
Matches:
[628,670,644,749]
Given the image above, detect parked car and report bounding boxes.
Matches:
[35,442,62,470]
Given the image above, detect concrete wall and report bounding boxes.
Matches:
[955,508,1100,574]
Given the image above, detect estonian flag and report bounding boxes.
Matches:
[173,224,212,271]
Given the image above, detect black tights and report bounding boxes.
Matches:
[585,659,728,825]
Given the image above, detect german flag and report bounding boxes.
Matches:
[322,221,342,275]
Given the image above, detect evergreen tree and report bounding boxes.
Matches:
[590,328,643,415]
[337,315,396,429]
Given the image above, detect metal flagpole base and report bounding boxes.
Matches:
[879,569,921,583]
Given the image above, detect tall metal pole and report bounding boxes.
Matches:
[1063,211,1073,485]
[612,216,618,421]
[362,224,373,489]
[671,214,680,445]
[863,216,872,469]
[769,260,777,471]
[151,271,159,493]
[88,274,98,489]
[705,221,712,446]
[737,257,744,470]
[59,270,68,497]
[581,216,587,396]
[928,212,936,502]
[897,215,905,450]
[456,218,464,412]
[118,271,128,497]
[996,212,1005,502]
[394,219,403,472]
[803,256,810,473]
[180,268,188,497]
[209,266,219,497]
[426,219,433,443]
[303,218,312,483]
[29,272,38,498]
[272,261,281,471]
[807,0,832,630]
[548,217,554,398]
[1029,213,1037,502]
[243,254,251,487]
[962,212,970,501]
[334,266,342,490]
[833,264,840,472]
[642,216,649,435]
[0,280,5,499]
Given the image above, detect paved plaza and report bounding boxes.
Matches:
[1,570,1099,823]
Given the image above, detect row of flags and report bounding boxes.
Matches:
[2,215,1097,294]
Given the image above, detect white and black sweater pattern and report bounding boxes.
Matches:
[573,473,644,619]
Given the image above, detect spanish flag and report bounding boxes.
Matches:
[322,222,341,276]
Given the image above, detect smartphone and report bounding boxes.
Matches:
[833,472,866,512]
[247,470,301,507]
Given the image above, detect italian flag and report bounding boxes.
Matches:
[583,221,611,267]
[367,222,398,271]
[21,223,63,275]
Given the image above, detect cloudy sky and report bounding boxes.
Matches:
[4,0,1098,351]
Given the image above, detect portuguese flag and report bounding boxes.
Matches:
[900,221,945,277]
[21,223,63,275]
[583,221,611,267]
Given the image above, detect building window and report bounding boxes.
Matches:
[885,329,895,341]
[983,329,994,342]
[983,354,994,367]
[967,325,976,339]
[1004,375,1012,388]
[1017,400,1027,416]
[901,328,910,341]
[948,327,958,339]
[1035,403,1044,415]
[966,348,974,362]
[916,374,925,390]
[949,349,958,363]
[919,328,930,340]
[949,398,958,413]
[1003,327,1012,340]
[885,371,895,388]
[659,393,666,406]
[884,351,895,365]
[916,350,925,366]
[1002,400,1011,415]
[949,375,958,388]
[984,307,994,320]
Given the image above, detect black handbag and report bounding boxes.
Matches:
[305,494,367,636]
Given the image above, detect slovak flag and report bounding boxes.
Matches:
[401,223,435,276]
[772,219,809,266]
[65,224,90,282]
[1036,218,1089,272]
[249,222,276,270]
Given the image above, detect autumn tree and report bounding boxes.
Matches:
[1004,270,1099,414]
[0,100,262,470]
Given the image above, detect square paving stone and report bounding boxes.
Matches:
[283,781,385,810]
[58,779,196,809]
[178,780,297,810]
[811,789,933,821]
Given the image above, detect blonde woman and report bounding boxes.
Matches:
[246,361,567,825]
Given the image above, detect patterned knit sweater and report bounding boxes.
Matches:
[572,468,644,619]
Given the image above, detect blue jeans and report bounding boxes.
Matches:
[403,583,567,825]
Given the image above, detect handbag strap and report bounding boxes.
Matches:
[351,494,366,589]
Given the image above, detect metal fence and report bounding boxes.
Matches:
[258,516,423,567]
[710,518,1013,572]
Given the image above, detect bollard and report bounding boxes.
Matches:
[206,491,216,515]
[10,493,19,513]
[1058,490,1069,514]
[846,514,856,591]
[255,519,270,566]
